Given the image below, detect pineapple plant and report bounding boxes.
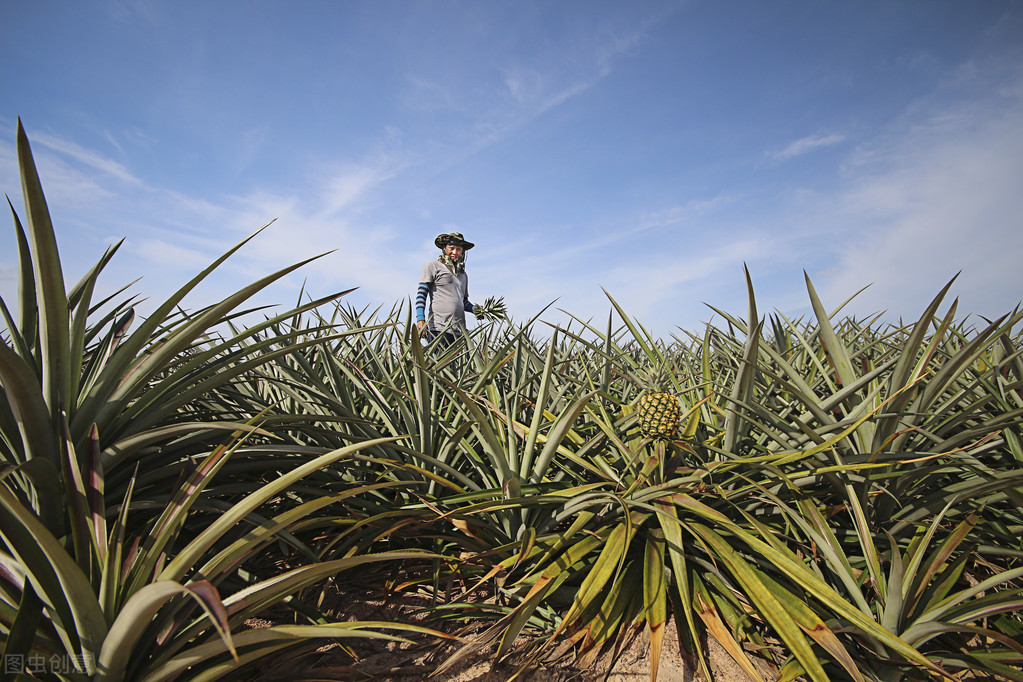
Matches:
[634,364,681,441]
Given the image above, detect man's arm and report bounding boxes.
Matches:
[416,283,430,323]
[462,276,475,314]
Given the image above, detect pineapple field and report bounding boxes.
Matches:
[3,122,1023,681]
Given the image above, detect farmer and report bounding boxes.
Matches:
[416,232,480,347]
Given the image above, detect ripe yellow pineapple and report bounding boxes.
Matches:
[636,366,680,441]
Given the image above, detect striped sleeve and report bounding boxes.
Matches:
[416,282,430,322]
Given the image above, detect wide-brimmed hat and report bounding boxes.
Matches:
[435,232,475,250]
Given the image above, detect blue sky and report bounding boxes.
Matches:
[3,1,1022,339]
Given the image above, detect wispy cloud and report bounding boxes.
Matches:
[531,196,737,266]
[134,238,214,271]
[0,122,417,317]
[6,5,1020,342]
[601,238,764,310]
[500,67,592,117]
[403,20,651,170]
[768,133,846,162]
[817,72,1023,321]
[499,23,645,117]
[314,160,407,219]
[465,195,748,333]
[541,60,1023,334]
[30,131,143,186]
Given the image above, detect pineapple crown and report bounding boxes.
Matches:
[474,295,508,320]
[635,362,674,393]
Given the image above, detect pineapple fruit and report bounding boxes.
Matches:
[635,365,680,441]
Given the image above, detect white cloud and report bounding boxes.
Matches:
[499,63,600,119]
[461,196,755,336]
[134,238,214,271]
[30,131,143,186]
[768,133,846,162]
[6,11,1020,342]
[818,76,1023,322]
[520,196,737,270]
[0,121,419,322]
[316,162,401,218]
[405,21,649,169]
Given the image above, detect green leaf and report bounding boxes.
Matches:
[518,330,557,480]
[0,481,107,670]
[644,529,668,682]
[96,580,234,681]
[144,621,447,682]
[0,342,57,468]
[562,513,644,627]
[16,119,71,423]
[157,436,406,582]
[723,319,763,454]
[691,522,829,682]
[804,272,856,393]
[529,391,598,484]
[4,198,37,360]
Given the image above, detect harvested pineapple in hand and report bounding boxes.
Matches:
[474,296,508,321]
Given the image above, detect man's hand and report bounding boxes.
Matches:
[416,320,426,333]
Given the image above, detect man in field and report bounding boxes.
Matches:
[416,232,480,347]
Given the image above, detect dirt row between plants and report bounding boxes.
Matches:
[242,578,775,681]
